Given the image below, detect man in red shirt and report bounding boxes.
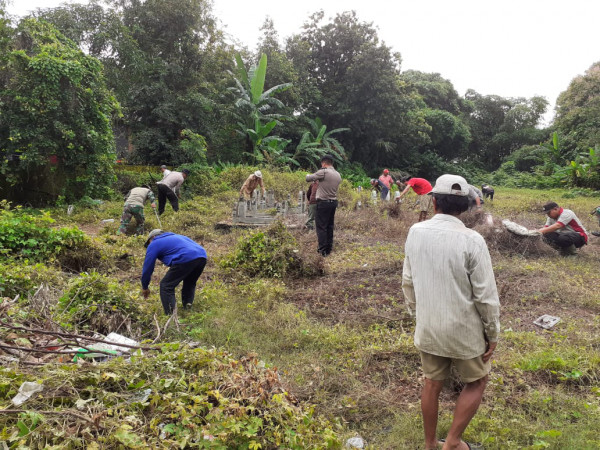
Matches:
[397,176,433,222]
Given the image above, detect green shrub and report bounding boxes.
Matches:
[220,222,319,278]
[0,206,87,261]
[0,262,63,299]
[57,271,147,336]
[178,164,219,196]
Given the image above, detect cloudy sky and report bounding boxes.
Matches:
[7,0,600,124]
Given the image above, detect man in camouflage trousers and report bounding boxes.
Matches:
[117,187,156,235]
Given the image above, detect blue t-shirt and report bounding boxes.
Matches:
[141,233,207,288]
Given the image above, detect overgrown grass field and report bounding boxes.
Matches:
[1,174,599,448]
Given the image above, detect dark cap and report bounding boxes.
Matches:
[320,154,334,163]
[542,201,559,213]
[181,169,190,175]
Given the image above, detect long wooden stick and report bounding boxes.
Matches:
[0,322,156,351]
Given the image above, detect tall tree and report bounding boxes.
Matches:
[401,70,469,115]
[554,61,600,158]
[36,0,237,164]
[287,11,428,169]
[0,19,119,204]
[464,90,548,170]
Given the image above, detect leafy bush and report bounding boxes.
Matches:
[0,262,63,299]
[57,271,146,336]
[0,206,87,261]
[221,222,319,278]
[504,145,549,172]
[178,164,219,196]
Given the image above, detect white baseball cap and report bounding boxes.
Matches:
[254,170,262,178]
[430,174,469,196]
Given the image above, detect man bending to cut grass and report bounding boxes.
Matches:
[402,174,500,450]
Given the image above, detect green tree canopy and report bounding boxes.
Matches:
[36,0,237,164]
[464,90,548,170]
[554,61,600,158]
[0,18,119,203]
[286,11,428,169]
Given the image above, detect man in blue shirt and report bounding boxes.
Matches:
[141,229,207,314]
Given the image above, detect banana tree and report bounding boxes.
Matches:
[229,53,292,162]
[292,117,349,168]
[244,119,277,162]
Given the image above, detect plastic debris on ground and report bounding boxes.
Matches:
[12,382,44,406]
[534,314,561,330]
[346,435,366,448]
[72,332,140,362]
[129,388,152,403]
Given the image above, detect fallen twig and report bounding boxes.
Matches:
[162,308,180,334]
[0,322,156,351]
[152,314,161,344]
[0,343,115,357]
[0,409,98,426]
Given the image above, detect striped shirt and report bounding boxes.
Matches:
[402,214,500,359]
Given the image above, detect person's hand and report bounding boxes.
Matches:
[151,203,156,209]
[482,341,496,362]
[142,288,150,299]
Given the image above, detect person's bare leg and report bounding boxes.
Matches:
[421,378,444,450]
[441,376,488,450]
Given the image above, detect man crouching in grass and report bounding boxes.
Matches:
[402,174,500,450]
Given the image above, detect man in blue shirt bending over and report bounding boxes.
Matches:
[141,229,208,314]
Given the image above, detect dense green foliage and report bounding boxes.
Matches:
[1,1,598,194]
[57,271,146,336]
[221,221,320,278]
[0,204,86,261]
[0,19,119,203]
[555,62,600,157]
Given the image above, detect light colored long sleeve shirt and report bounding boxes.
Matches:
[402,214,500,359]
[305,167,341,200]
[240,175,265,198]
[157,172,185,194]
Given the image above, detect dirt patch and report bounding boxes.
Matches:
[286,265,407,325]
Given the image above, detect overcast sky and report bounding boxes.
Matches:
[7,0,600,124]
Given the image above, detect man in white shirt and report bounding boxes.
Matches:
[156,169,189,215]
[160,165,171,179]
[535,202,588,256]
[402,174,500,450]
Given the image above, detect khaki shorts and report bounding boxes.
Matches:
[418,194,432,212]
[420,351,490,383]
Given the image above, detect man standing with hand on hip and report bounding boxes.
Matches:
[402,174,500,450]
[305,155,342,256]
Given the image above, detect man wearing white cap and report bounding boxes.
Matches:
[240,170,265,199]
[402,174,500,450]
